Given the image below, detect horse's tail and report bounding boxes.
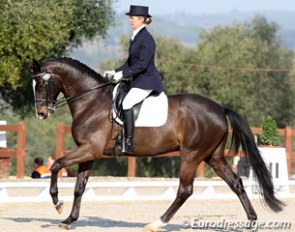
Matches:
[223,107,284,212]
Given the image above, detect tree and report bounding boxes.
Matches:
[194,16,294,126]
[0,0,115,116]
[156,37,197,94]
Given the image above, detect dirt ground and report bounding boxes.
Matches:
[0,198,294,232]
[0,177,294,232]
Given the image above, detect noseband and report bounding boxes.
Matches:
[32,72,111,114]
[32,72,56,114]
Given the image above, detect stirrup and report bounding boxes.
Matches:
[122,138,134,154]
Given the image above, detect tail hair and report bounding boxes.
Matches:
[224,107,284,212]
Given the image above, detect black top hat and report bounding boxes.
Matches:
[126,5,152,17]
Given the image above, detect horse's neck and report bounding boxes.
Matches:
[65,85,112,121]
[59,71,108,100]
[61,77,102,97]
[52,63,112,120]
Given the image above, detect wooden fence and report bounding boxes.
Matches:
[0,122,26,178]
[55,123,295,178]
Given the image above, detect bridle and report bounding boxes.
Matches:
[32,72,112,114]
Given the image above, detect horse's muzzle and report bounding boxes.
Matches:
[36,106,52,120]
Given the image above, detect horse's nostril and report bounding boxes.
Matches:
[38,112,47,119]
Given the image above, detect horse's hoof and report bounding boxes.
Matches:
[142,226,166,232]
[55,200,64,214]
[142,220,167,232]
[142,225,154,232]
[59,223,71,230]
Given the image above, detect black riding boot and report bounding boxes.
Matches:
[122,108,134,154]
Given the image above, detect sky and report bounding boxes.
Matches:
[114,0,295,15]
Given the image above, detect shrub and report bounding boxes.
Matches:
[259,115,280,146]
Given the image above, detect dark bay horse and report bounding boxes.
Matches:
[30,57,283,231]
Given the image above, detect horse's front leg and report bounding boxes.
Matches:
[49,167,63,213]
[59,161,94,229]
[49,144,95,213]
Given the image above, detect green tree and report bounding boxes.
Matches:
[0,0,115,116]
[156,37,197,94]
[194,16,294,126]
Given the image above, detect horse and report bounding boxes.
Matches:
[30,57,284,231]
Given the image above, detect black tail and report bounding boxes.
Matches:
[224,107,284,212]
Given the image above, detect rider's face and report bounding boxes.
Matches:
[129,16,144,30]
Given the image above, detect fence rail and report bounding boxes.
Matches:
[55,123,295,178]
[0,179,294,203]
[0,122,26,178]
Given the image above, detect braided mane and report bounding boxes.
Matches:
[42,57,106,83]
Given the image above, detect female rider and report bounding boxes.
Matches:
[104,5,163,154]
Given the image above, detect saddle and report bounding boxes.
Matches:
[112,81,144,122]
[112,82,168,127]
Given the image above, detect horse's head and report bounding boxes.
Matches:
[30,57,111,120]
[30,59,62,119]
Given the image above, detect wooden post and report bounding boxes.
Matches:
[285,127,292,178]
[0,147,10,178]
[55,123,66,177]
[55,123,65,159]
[0,121,9,178]
[0,123,25,178]
[16,122,26,178]
[197,161,205,177]
[127,157,136,177]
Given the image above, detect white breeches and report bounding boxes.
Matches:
[122,88,152,110]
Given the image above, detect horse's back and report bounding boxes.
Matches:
[167,93,228,132]
[168,93,225,116]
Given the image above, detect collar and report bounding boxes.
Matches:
[131,24,146,41]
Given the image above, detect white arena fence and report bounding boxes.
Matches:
[0,179,294,203]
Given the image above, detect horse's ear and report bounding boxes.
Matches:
[29,59,41,72]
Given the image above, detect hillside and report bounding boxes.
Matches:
[70,10,295,70]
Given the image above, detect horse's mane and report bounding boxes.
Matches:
[42,57,107,83]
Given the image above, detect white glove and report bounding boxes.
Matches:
[103,70,115,78]
[113,71,123,82]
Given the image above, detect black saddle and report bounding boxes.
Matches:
[113,82,143,122]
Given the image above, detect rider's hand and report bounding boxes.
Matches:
[103,70,115,79]
[113,71,123,82]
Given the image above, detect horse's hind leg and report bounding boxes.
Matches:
[59,160,94,229]
[144,150,199,232]
[207,145,257,221]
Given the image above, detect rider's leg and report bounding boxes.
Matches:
[122,88,152,154]
[122,108,134,154]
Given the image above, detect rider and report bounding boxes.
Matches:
[104,5,163,154]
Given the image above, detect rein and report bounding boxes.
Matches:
[54,82,111,108]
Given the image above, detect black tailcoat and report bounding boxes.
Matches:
[115,27,163,93]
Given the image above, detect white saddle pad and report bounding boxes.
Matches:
[112,84,168,127]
